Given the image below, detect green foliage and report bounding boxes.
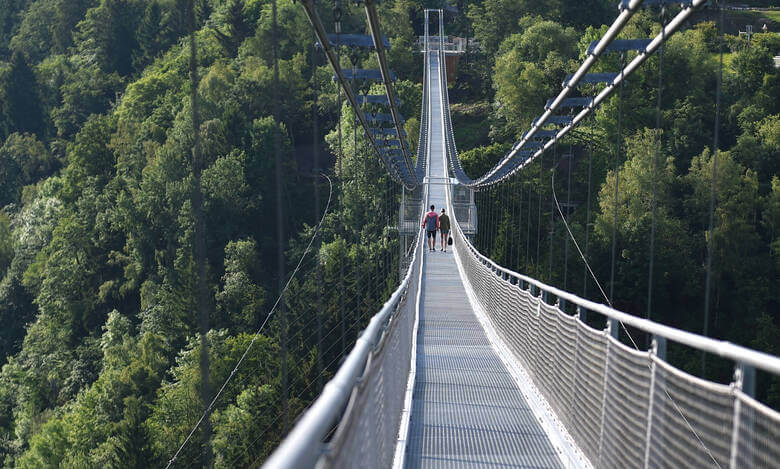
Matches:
[75,0,143,77]
[2,51,44,138]
[460,142,510,178]
[594,129,695,314]
[17,312,166,467]
[0,212,12,276]
[212,0,252,58]
[0,0,778,465]
[451,102,491,150]
[730,44,775,97]
[492,18,578,136]
[146,331,281,467]
[216,238,265,330]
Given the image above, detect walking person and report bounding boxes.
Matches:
[439,208,450,252]
[422,204,439,251]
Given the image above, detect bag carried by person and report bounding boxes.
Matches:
[447,236,453,246]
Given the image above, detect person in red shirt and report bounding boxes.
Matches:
[422,204,440,252]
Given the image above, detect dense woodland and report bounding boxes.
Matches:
[0,0,777,467]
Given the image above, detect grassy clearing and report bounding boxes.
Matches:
[712,52,737,70]
[759,10,780,24]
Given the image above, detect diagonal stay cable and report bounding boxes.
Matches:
[166,175,333,469]
[551,171,611,310]
[550,170,721,468]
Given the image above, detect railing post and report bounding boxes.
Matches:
[597,322,613,466]
[608,318,619,339]
[643,335,664,468]
[729,362,755,469]
[577,305,587,323]
[654,336,666,360]
[741,364,755,398]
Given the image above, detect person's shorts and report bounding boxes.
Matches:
[426,230,437,239]
[440,230,449,237]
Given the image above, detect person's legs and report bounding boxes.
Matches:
[440,231,448,251]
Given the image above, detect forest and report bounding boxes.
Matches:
[0,0,777,467]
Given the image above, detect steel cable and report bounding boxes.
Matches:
[702,0,725,375]
[609,52,626,305]
[647,5,666,337]
[166,175,334,468]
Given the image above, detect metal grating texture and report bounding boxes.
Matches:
[324,232,422,469]
[402,50,563,469]
[404,252,563,469]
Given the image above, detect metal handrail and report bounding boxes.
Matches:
[451,216,780,376]
[479,0,709,186]
[300,0,417,190]
[364,0,418,182]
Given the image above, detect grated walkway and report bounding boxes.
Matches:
[403,52,563,469]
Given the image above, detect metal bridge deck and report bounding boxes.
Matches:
[404,52,563,469]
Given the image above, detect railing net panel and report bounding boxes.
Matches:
[325,236,421,468]
[647,358,734,469]
[599,339,651,469]
[452,217,780,469]
[735,392,780,468]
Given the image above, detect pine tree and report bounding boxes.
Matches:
[213,0,250,58]
[2,51,44,137]
[105,0,140,76]
[133,1,162,70]
[52,0,95,54]
[196,0,213,27]
[161,0,189,49]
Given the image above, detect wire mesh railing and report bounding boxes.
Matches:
[262,228,422,469]
[449,210,780,469]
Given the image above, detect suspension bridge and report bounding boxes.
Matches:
[169,0,780,467]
